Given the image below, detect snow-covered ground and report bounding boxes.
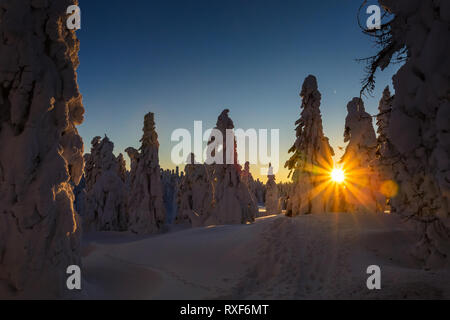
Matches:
[82,213,450,300]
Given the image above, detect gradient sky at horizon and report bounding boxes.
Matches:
[76,0,400,182]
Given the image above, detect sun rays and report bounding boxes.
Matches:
[294,153,395,213]
[330,168,345,183]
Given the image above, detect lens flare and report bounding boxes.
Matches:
[330,168,345,183]
[380,180,399,198]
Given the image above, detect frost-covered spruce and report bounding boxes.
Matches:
[0,0,84,297]
[116,153,128,183]
[242,161,266,206]
[74,175,87,220]
[204,110,257,225]
[374,87,396,172]
[126,113,165,234]
[82,136,128,232]
[277,182,292,212]
[372,87,396,210]
[375,87,394,161]
[363,0,450,267]
[341,98,381,213]
[241,161,255,189]
[240,161,259,207]
[162,167,181,224]
[265,164,280,215]
[177,153,213,227]
[284,75,335,216]
[254,179,266,206]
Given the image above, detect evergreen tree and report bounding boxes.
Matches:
[362,0,450,267]
[0,0,84,297]
[126,113,165,234]
[265,164,280,215]
[340,98,380,213]
[82,136,128,231]
[285,75,335,216]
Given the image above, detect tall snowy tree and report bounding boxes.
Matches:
[362,0,450,267]
[285,75,335,216]
[116,153,128,183]
[265,164,280,215]
[177,153,214,227]
[240,161,259,208]
[0,0,84,297]
[82,136,128,232]
[240,161,254,188]
[340,98,381,213]
[254,179,266,206]
[277,182,292,212]
[375,87,394,158]
[162,167,181,224]
[372,87,396,211]
[204,109,257,225]
[126,113,165,234]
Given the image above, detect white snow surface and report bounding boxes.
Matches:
[81,212,450,300]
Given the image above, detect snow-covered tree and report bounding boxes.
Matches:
[254,179,266,206]
[194,109,258,226]
[372,87,396,211]
[362,0,450,267]
[211,110,257,224]
[240,161,259,207]
[162,167,181,224]
[340,98,381,213]
[126,113,165,234]
[265,164,280,215]
[285,75,335,216]
[241,161,254,188]
[375,87,394,158]
[82,136,128,231]
[241,161,266,207]
[116,153,128,183]
[341,98,377,165]
[0,0,84,297]
[177,153,213,227]
[277,182,292,212]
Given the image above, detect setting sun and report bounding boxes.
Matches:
[330,168,345,183]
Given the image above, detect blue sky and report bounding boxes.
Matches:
[76,0,399,182]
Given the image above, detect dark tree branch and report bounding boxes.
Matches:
[357,2,407,97]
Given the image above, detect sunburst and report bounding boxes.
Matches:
[330,168,345,183]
